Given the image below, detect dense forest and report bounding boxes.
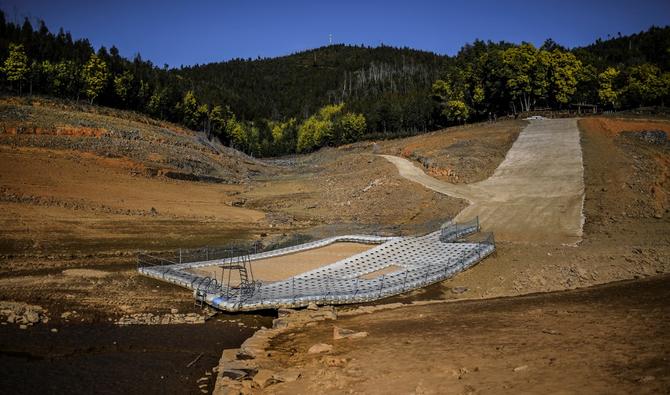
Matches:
[1,10,669,157]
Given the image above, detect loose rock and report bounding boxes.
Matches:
[273,369,301,383]
[308,343,333,354]
[252,369,277,389]
[333,326,369,340]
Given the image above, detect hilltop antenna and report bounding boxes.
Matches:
[329,34,333,45]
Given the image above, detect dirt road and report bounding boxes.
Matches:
[382,118,585,245]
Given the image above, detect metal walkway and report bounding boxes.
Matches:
[138,218,494,312]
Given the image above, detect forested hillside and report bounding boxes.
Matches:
[1,10,669,157]
[178,45,443,129]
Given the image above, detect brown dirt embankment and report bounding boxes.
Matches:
[0,99,520,319]
[382,118,586,245]
[214,117,670,393]
[379,117,670,304]
[374,120,524,184]
[258,275,670,394]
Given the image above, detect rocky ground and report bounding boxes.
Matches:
[0,300,49,329]
[224,275,669,394]
[0,98,517,321]
[372,120,523,184]
[0,98,519,394]
[1,97,669,394]
[212,116,670,394]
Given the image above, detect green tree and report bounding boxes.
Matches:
[335,112,367,144]
[660,72,670,106]
[113,70,134,106]
[501,43,557,112]
[226,115,247,150]
[573,64,599,105]
[175,90,199,129]
[42,60,82,99]
[82,54,109,104]
[442,100,469,123]
[532,48,551,104]
[296,103,346,152]
[28,60,41,96]
[624,64,664,106]
[2,43,29,94]
[270,118,298,155]
[548,50,582,105]
[431,78,471,124]
[137,80,152,109]
[502,43,537,112]
[196,103,209,131]
[208,104,225,138]
[430,79,453,102]
[297,116,328,153]
[472,84,485,106]
[598,67,621,109]
[147,87,167,118]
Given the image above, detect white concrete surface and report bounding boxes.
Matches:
[382,118,585,245]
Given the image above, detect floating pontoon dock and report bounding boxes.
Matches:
[138,218,494,312]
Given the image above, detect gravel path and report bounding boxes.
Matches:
[382,119,585,244]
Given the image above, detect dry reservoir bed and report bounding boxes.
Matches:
[188,242,375,285]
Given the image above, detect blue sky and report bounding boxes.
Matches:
[2,0,669,67]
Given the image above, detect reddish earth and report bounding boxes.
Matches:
[0,98,668,395]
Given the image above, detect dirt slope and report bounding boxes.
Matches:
[265,275,670,395]
[223,117,669,394]
[382,118,585,244]
[0,99,520,318]
[0,98,280,316]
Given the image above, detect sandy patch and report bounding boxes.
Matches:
[62,269,111,278]
[359,264,403,279]
[190,242,374,285]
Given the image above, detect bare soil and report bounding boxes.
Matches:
[372,120,524,184]
[382,119,585,245]
[266,275,670,394]
[0,99,516,394]
[223,117,670,394]
[2,97,669,394]
[1,99,517,319]
[382,117,670,302]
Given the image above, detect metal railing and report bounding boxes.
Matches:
[439,217,480,242]
[205,230,496,311]
[137,219,496,312]
[137,244,260,269]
